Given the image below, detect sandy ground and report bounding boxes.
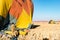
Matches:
[25,21,60,40]
[0,21,60,40]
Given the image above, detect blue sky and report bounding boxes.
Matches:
[32,0,60,21]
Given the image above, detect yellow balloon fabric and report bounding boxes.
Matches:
[16,9,32,28]
[0,0,12,18]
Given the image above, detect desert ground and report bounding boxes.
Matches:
[25,21,60,40]
[0,21,60,40]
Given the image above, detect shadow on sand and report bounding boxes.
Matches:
[30,24,40,29]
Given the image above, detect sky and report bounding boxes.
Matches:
[32,0,60,21]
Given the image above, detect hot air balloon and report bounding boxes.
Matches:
[9,0,34,29]
[0,0,34,35]
[9,0,34,35]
